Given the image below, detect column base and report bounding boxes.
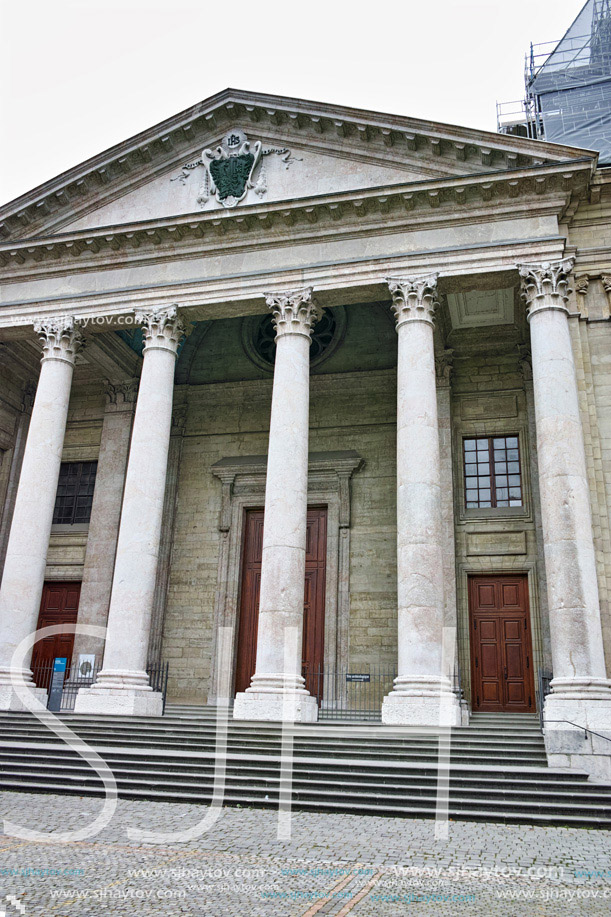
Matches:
[381,677,461,726]
[233,690,318,723]
[74,669,163,716]
[543,679,611,780]
[0,684,48,712]
[74,687,163,716]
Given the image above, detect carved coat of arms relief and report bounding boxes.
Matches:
[172,129,301,209]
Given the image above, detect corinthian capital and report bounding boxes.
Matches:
[104,378,139,409]
[34,315,84,365]
[264,287,321,339]
[386,274,439,328]
[517,258,575,319]
[135,306,185,356]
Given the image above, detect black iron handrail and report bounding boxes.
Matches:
[537,668,611,746]
[543,720,611,747]
[537,668,553,730]
[452,660,464,701]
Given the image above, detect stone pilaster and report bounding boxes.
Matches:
[0,381,36,575]
[0,317,83,710]
[381,276,460,726]
[72,377,138,664]
[598,274,611,321]
[574,273,590,318]
[519,259,611,776]
[75,308,184,716]
[233,288,321,723]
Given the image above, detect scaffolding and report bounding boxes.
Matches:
[497,0,611,162]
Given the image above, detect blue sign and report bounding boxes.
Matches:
[48,657,67,711]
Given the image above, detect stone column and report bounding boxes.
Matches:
[75,307,184,716]
[0,317,83,710]
[233,288,321,723]
[147,395,187,668]
[71,379,138,665]
[518,260,611,744]
[381,276,461,726]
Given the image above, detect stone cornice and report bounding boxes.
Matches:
[212,450,364,484]
[0,160,591,274]
[0,88,596,242]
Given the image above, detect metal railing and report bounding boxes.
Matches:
[537,667,611,748]
[537,668,553,730]
[304,665,396,721]
[31,660,170,713]
[304,664,464,722]
[452,661,464,704]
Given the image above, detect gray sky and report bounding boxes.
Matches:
[0,0,583,207]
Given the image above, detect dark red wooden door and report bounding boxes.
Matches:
[235,508,327,697]
[31,582,80,688]
[469,575,534,712]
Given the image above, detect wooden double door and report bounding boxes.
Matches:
[31,581,81,687]
[235,507,327,698]
[469,574,535,712]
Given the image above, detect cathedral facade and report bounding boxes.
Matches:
[0,90,610,777]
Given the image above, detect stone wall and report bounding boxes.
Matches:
[160,366,399,702]
[448,335,546,706]
[44,383,103,583]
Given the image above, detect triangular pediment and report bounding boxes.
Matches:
[0,88,597,241]
[58,141,446,232]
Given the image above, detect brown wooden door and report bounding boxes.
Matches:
[235,508,327,698]
[31,582,81,688]
[469,574,534,712]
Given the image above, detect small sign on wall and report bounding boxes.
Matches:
[77,654,96,678]
[346,673,371,683]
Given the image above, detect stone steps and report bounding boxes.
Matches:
[0,711,608,827]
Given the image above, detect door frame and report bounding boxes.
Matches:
[468,573,536,712]
[209,452,363,704]
[457,562,546,711]
[234,506,327,698]
[32,580,82,687]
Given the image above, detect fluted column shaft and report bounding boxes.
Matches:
[0,317,83,709]
[519,260,611,709]
[381,276,460,726]
[75,308,184,717]
[233,288,320,723]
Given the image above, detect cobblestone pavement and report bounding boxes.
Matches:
[0,792,611,915]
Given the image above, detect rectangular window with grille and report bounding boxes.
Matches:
[52,461,98,525]
[463,436,522,509]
